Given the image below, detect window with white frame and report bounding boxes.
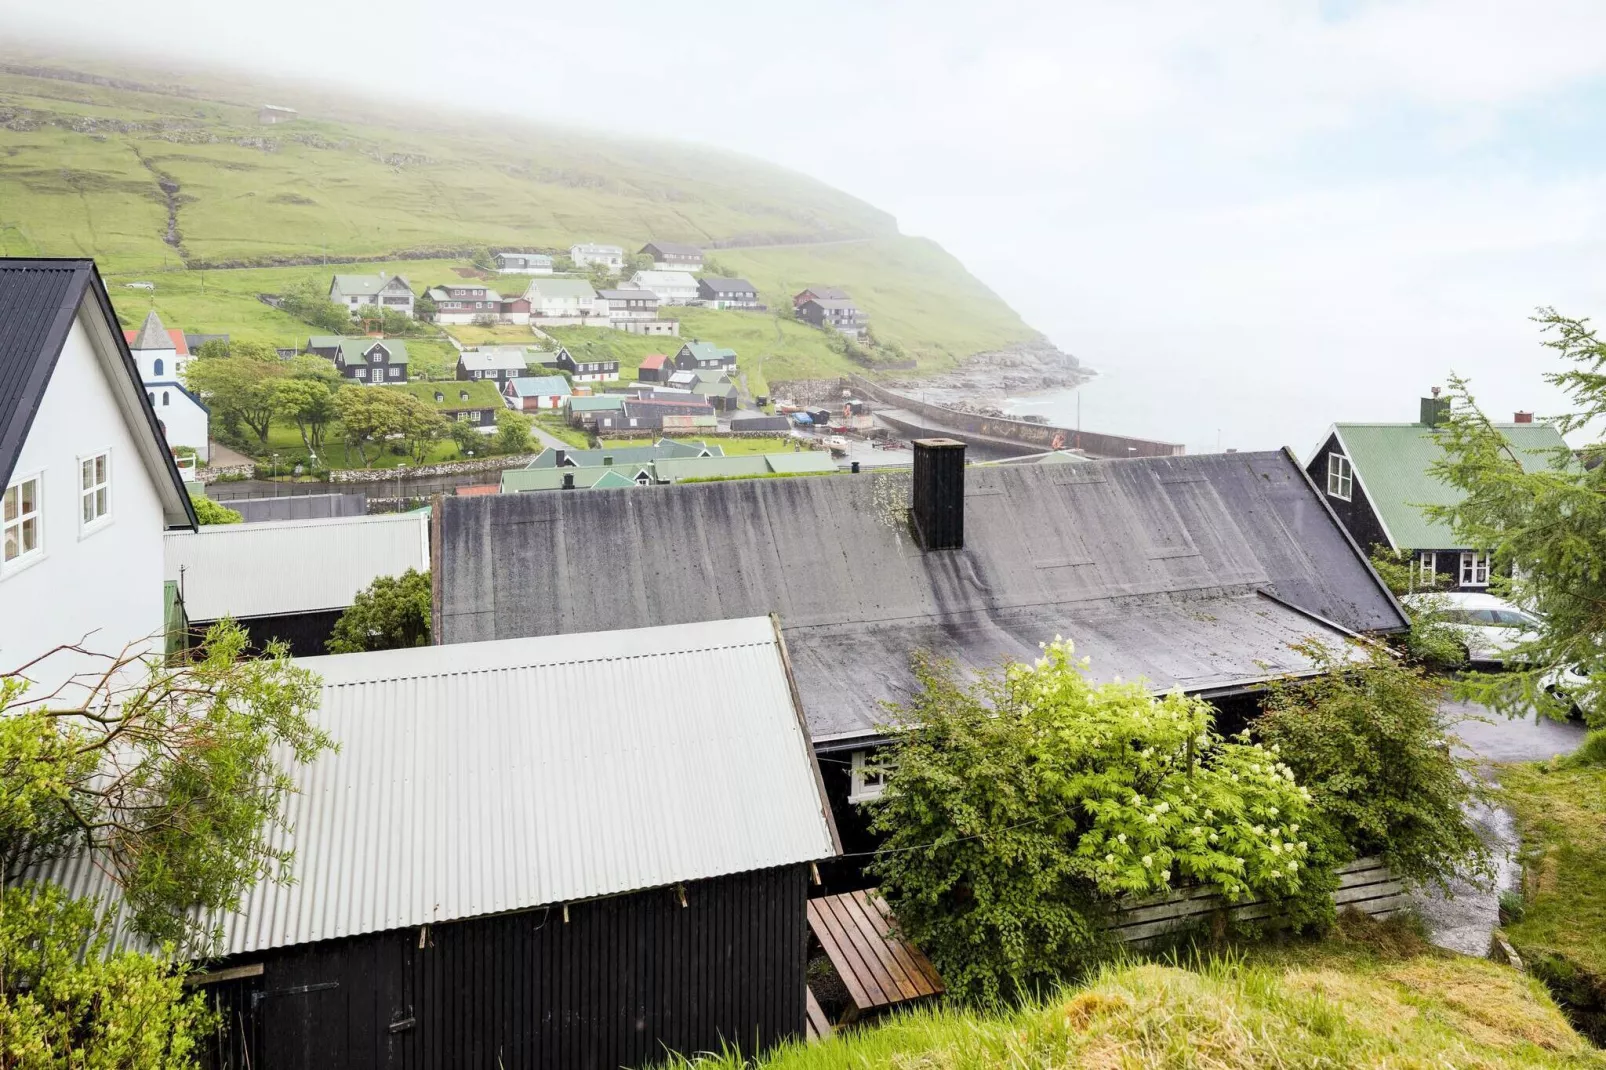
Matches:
[1326,452,1353,501]
[3,475,42,566]
[1460,551,1491,587]
[848,749,886,804]
[1416,551,1437,588]
[80,452,110,528]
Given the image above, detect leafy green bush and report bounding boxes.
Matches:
[869,640,1329,1002]
[1255,639,1491,891]
[0,884,212,1067]
[1367,546,1467,669]
[189,494,242,525]
[327,569,431,653]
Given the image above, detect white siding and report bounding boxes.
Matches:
[0,312,169,691]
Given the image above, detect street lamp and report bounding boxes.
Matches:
[271,453,280,496]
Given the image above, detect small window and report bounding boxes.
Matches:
[469,411,481,424]
[153,357,164,376]
[3,475,42,566]
[1416,551,1437,588]
[459,390,469,401]
[80,451,110,528]
[1460,551,1491,587]
[1326,453,1353,501]
[849,750,886,804]
[162,391,170,406]
[147,392,155,406]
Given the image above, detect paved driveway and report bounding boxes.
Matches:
[1412,698,1586,956]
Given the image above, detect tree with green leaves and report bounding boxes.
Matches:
[1429,308,1602,725]
[869,639,1328,1002]
[189,494,242,525]
[1256,639,1490,891]
[399,400,449,464]
[0,622,330,1062]
[449,419,486,456]
[184,343,285,447]
[271,377,340,454]
[327,569,431,653]
[277,278,352,334]
[332,388,406,467]
[494,407,534,455]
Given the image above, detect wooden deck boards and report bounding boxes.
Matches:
[806,889,944,1014]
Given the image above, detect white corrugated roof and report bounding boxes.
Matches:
[166,512,429,620]
[35,617,838,957]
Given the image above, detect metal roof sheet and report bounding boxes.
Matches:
[166,512,429,620]
[438,451,1407,741]
[505,375,571,397]
[1326,422,1570,550]
[34,617,838,956]
[458,349,528,372]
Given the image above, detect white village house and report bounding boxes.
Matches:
[525,278,605,326]
[0,259,197,692]
[123,310,211,462]
[328,273,415,319]
[569,243,625,271]
[628,269,699,306]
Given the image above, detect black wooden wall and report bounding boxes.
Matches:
[1305,434,1391,554]
[194,610,345,658]
[200,864,811,1070]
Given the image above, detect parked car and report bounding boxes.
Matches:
[1542,662,1592,719]
[1402,591,1540,666]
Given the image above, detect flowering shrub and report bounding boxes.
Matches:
[869,639,1331,1002]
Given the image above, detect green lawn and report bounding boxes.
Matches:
[541,326,677,375]
[668,436,801,456]
[443,322,545,348]
[533,414,591,449]
[695,917,1593,1069]
[1502,756,1606,978]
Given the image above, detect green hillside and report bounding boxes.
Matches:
[0,51,1041,372]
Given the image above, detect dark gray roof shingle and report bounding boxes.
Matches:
[437,450,1406,742]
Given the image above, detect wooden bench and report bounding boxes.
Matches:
[806,888,944,1025]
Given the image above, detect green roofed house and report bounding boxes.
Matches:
[328,273,415,319]
[523,440,724,469]
[566,394,629,431]
[501,464,651,493]
[1307,396,1570,591]
[397,380,504,432]
[673,340,738,373]
[307,336,410,384]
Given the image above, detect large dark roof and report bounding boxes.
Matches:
[0,259,197,527]
[436,450,1406,743]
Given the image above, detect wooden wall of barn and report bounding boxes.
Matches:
[194,610,345,658]
[199,864,811,1070]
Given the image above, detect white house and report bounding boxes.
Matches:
[0,259,197,695]
[123,310,210,463]
[328,274,415,319]
[570,243,625,272]
[495,252,553,274]
[628,270,699,306]
[525,278,604,326]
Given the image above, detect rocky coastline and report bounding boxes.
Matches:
[884,338,1093,416]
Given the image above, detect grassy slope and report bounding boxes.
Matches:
[702,920,1599,1069]
[1502,759,1606,977]
[0,56,1038,370]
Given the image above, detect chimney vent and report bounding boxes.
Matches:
[1419,396,1452,428]
[555,449,567,467]
[911,438,966,550]
[1514,411,1534,424]
[562,472,575,490]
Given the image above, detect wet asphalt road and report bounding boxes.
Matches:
[1411,700,1587,956]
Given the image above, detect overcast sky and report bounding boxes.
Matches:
[8,1,1606,451]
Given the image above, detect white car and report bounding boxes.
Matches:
[1403,591,1540,666]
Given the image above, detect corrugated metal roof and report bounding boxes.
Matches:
[33,617,838,957]
[1327,422,1570,550]
[438,451,1408,742]
[506,375,571,397]
[167,512,429,620]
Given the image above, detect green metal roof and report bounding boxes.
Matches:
[1330,421,1570,550]
[567,396,628,412]
[679,341,737,363]
[336,338,410,365]
[693,382,738,399]
[500,464,649,493]
[653,456,772,481]
[524,440,724,469]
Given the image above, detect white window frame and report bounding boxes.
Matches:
[848,749,886,804]
[3,472,44,573]
[79,449,111,534]
[1460,550,1491,587]
[1326,452,1353,501]
[1416,551,1437,588]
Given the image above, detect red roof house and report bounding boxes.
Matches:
[637,353,670,383]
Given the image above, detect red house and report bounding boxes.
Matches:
[636,353,670,383]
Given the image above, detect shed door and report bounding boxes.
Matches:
[263,978,347,1069]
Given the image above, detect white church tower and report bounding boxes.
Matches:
[125,310,211,463]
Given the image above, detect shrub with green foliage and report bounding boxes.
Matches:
[189,494,242,525]
[0,884,212,1068]
[327,569,432,653]
[1367,546,1467,669]
[1256,639,1491,891]
[869,640,1328,1002]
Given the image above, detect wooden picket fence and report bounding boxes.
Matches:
[1108,857,1406,946]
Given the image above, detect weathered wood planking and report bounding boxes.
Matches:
[804,987,832,1041]
[1109,856,1404,945]
[807,889,944,1014]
